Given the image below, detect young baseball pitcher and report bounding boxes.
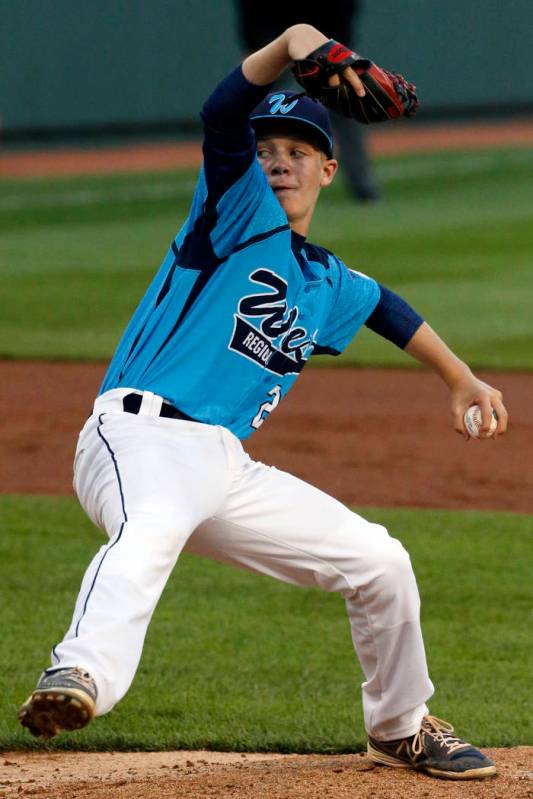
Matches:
[19,24,507,780]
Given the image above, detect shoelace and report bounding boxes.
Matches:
[412,715,471,756]
[69,667,96,691]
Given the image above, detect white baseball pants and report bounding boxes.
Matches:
[51,388,434,741]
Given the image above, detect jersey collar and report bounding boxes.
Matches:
[290,230,307,252]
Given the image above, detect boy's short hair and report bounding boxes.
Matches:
[250,91,334,158]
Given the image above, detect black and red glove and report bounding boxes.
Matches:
[292,40,419,123]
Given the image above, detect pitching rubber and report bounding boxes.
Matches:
[18,687,96,739]
[367,741,497,780]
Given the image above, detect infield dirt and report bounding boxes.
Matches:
[2,119,533,178]
[2,360,531,513]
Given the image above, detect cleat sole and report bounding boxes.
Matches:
[367,742,413,769]
[18,687,96,739]
[424,764,497,780]
[367,742,497,780]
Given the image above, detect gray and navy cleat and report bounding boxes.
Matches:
[18,667,97,739]
[367,715,496,780]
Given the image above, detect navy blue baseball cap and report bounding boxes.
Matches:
[250,91,334,158]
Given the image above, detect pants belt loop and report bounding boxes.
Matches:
[138,391,163,417]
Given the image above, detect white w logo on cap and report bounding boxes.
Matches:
[268,94,299,115]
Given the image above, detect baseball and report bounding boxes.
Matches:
[463,405,498,438]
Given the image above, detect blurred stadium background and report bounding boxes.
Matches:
[1,0,532,142]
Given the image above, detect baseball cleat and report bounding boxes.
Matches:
[18,667,97,739]
[367,715,496,780]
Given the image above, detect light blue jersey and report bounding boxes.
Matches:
[100,72,380,439]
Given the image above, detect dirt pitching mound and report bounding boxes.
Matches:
[1,748,532,798]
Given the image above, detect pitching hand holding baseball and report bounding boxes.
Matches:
[450,375,508,440]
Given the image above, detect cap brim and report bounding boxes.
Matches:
[250,115,333,158]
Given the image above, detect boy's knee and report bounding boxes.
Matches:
[359,535,420,620]
[377,536,413,580]
[342,521,417,597]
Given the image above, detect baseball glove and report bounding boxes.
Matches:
[291,39,419,123]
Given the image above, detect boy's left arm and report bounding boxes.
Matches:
[404,321,508,439]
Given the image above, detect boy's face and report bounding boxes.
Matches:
[256,133,338,236]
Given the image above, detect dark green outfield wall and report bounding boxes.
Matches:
[1,0,532,134]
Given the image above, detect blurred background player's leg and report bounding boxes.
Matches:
[235,0,380,202]
[331,114,379,201]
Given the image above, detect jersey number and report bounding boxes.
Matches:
[251,385,282,430]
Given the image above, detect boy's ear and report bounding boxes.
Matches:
[320,158,338,187]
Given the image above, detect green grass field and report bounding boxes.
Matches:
[1,496,531,751]
[1,146,532,367]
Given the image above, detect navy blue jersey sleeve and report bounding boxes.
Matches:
[201,66,272,202]
[365,284,424,348]
[169,67,284,269]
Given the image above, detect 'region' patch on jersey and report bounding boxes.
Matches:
[228,268,316,376]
